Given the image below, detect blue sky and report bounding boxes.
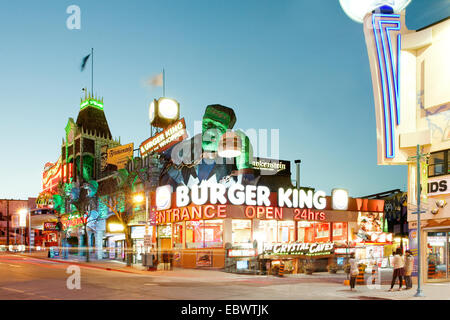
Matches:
[0,0,448,200]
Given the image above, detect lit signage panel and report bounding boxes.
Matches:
[364,12,405,163]
[42,157,73,193]
[140,118,187,156]
[106,143,134,170]
[263,242,335,256]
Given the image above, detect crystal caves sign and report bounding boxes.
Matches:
[263,242,335,256]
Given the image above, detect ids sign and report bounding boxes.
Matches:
[428,177,449,196]
[263,242,334,256]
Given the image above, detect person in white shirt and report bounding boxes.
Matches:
[388,248,405,291]
[349,253,359,291]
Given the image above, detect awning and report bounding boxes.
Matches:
[424,219,450,229]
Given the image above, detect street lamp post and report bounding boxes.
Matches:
[408,144,427,297]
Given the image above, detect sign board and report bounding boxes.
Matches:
[106,143,134,170]
[252,158,291,177]
[144,235,152,247]
[140,118,187,156]
[43,222,57,232]
[228,248,257,257]
[427,177,450,197]
[263,242,334,256]
[196,251,212,267]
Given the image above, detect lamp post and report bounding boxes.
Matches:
[407,145,428,297]
[18,209,28,252]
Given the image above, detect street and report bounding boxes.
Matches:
[0,253,448,300]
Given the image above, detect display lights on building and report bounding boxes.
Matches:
[149,97,180,128]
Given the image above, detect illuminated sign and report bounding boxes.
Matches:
[175,184,326,210]
[106,143,134,170]
[372,13,401,159]
[80,98,103,110]
[156,185,172,210]
[252,158,290,176]
[263,242,335,256]
[228,248,257,257]
[43,222,57,232]
[42,157,73,193]
[428,177,449,196]
[61,214,86,229]
[156,204,326,224]
[140,118,187,156]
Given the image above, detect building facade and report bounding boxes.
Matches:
[364,11,450,282]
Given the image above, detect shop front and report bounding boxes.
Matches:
[153,186,388,273]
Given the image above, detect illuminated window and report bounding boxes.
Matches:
[297,221,315,242]
[278,221,295,243]
[173,222,183,249]
[258,220,277,243]
[232,219,252,244]
[315,222,330,242]
[332,222,348,242]
[186,220,223,249]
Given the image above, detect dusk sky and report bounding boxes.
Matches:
[0,0,448,200]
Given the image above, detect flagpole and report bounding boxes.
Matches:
[91,48,94,95]
[163,68,165,97]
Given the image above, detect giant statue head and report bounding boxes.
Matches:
[201,104,236,152]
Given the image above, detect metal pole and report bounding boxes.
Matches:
[415,144,425,297]
[29,210,31,253]
[91,48,94,95]
[6,200,9,247]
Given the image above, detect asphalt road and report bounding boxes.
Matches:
[0,254,407,300]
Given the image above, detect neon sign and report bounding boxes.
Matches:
[42,157,73,193]
[372,14,401,158]
[175,184,327,210]
[263,242,335,256]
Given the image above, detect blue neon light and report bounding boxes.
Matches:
[372,14,401,159]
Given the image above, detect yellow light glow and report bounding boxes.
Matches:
[108,223,124,232]
[158,98,179,120]
[133,193,145,204]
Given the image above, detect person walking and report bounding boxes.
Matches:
[388,248,405,291]
[349,253,359,291]
[404,250,414,290]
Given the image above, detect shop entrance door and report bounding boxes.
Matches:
[426,231,447,281]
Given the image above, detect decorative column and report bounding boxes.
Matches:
[96,230,104,260]
[78,233,84,256]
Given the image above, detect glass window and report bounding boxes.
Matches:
[173,222,183,249]
[258,220,277,243]
[297,221,315,242]
[428,151,447,177]
[186,220,223,249]
[232,219,252,244]
[278,221,295,243]
[332,222,348,242]
[427,231,447,280]
[315,222,330,242]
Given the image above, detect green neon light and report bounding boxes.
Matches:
[80,99,104,110]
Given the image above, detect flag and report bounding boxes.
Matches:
[147,72,163,87]
[80,54,91,71]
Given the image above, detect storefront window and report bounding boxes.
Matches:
[186,220,223,248]
[173,222,183,249]
[278,221,295,243]
[315,222,330,242]
[232,219,252,244]
[427,231,447,280]
[259,220,277,243]
[297,221,315,242]
[332,222,348,242]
